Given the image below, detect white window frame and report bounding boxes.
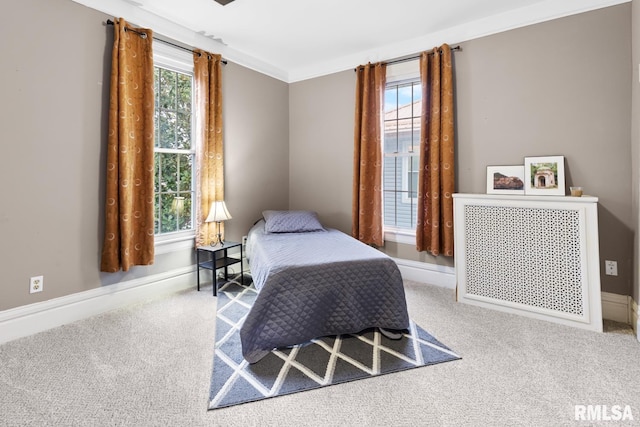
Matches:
[383,60,420,244]
[153,43,197,254]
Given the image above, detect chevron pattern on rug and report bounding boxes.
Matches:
[208,277,461,410]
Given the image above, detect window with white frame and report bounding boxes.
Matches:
[153,44,196,247]
[383,62,421,237]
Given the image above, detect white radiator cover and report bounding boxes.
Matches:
[453,194,603,333]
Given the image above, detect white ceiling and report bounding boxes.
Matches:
[75,0,628,82]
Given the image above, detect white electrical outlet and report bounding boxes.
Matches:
[30,275,44,293]
[605,260,618,276]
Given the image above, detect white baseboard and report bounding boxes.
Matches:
[632,298,639,342]
[0,266,196,345]
[601,292,631,324]
[393,258,456,289]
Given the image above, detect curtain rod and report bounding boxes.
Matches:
[387,46,461,65]
[106,19,227,64]
[354,45,461,71]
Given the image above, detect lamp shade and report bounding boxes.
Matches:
[205,200,232,223]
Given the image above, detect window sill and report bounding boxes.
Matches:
[384,229,416,245]
[155,231,195,255]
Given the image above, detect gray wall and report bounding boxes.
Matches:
[289,72,355,232]
[223,62,290,240]
[289,3,634,296]
[455,4,632,297]
[0,0,289,311]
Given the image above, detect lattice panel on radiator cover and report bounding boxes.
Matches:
[464,205,583,316]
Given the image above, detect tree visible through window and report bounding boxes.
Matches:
[383,80,421,231]
[154,66,194,235]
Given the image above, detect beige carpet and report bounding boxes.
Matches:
[0,279,639,426]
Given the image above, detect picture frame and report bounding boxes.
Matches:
[524,156,565,196]
[486,165,525,195]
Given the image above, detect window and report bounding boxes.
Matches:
[153,44,196,251]
[383,78,422,236]
[154,66,194,234]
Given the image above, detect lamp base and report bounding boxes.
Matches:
[210,222,225,247]
[210,238,225,247]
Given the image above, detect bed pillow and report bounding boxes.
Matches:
[262,210,325,233]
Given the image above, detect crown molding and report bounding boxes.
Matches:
[73,0,629,83]
[71,0,289,82]
[287,0,630,82]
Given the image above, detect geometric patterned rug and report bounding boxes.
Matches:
[208,276,461,410]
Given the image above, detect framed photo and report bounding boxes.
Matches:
[524,156,565,195]
[486,165,525,194]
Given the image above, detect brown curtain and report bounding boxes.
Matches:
[193,50,224,247]
[100,18,155,272]
[416,45,455,256]
[352,62,386,246]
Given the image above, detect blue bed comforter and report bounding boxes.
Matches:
[241,221,410,363]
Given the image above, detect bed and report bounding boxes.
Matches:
[240,210,410,363]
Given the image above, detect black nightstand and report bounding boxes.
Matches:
[196,242,243,296]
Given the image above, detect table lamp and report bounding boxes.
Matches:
[205,200,232,246]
